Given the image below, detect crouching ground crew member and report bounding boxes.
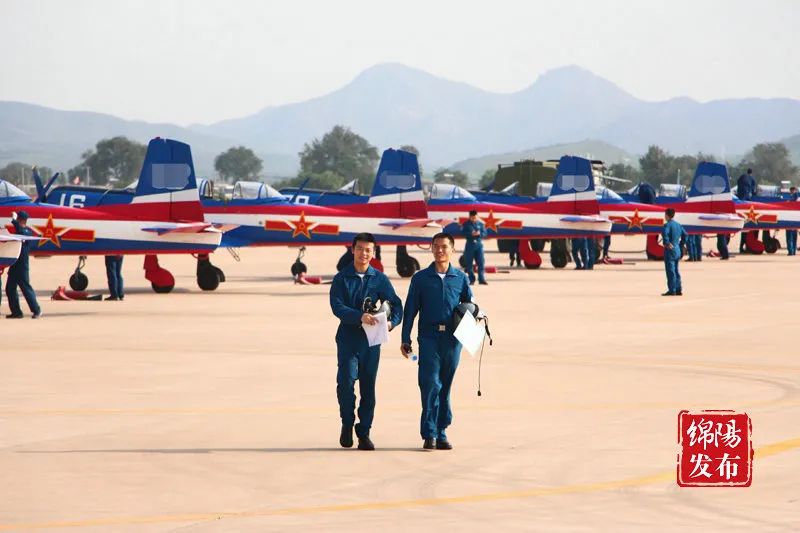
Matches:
[401,232,473,450]
[329,233,402,450]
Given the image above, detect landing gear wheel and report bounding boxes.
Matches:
[196,254,224,291]
[151,282,174,294]
[291,261,307,276]
[69,256,89,290]
[550,239,568,269]
[396,245,420,278]
[763,230,779,254]
[336,247,354,271]
[69,272,89,291]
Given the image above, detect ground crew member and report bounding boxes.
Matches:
[716,233,730,260]
[104,255,125,300]
[738,169,757,252]
[686,231,698,261]
[401,232,472,450]
[6,211,42,318]
[601,235,611,261]
[461,210,487,285]
[571,237,587,270]
[585,238,598,270]
[786,186,798,256]
[329,233,402,451]
[662,208,687,296]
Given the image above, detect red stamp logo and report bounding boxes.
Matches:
[677,410,752,487]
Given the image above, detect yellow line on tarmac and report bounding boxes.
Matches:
[0,436,798,531]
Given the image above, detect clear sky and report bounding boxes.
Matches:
[0,0,797,125]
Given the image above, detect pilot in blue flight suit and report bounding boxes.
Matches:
[6,211,42,319]
[104,255,125,300]
[401,232,473,450]
[461,210,488,285]
[571,237,587,270]
[787,186,798,256]
[662,208,687,296]
[330,233,402,450]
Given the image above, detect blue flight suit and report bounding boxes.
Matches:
[686,232,697,260]
[330,263,402,438]
[716,234,730,259]
[5,219,41,317]
[105,255,125,299]
[602,235,611,259]
[585,238,597,269]
[662,219,687,294]
[461,219,487,284]
[571,238,587,269]
[693,234,703,260]
[737,174,757,251]
[402,263,473,441]
[787,192,799,256]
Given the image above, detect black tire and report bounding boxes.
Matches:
[531,239,546,252]
[197,268,221,291]
[291,261,307,276]
[336,249,354,271]
[397,256,419,278]
[764,237,778,254]
[496,239,515,253]
[151,282,174,294]
[212,266,226,283]
[69,272,89,291]
[550,239,568,269]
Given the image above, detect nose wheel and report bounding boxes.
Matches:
[69,256,89,291]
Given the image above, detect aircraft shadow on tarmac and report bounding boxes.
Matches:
[20,447,426,454]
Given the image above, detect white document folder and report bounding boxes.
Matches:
[363,311,390,347]
[453,310,485,357]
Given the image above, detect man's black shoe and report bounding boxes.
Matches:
[5,314,23,319]
[423,438,436,450]
[104,296,119,301]
[339,426,353,448]
[357,436,375,451]
[661,291,675,296]
[31,311,42,319]
[675,291,683,296]
[478,280,488,285]
[436,439,453,450]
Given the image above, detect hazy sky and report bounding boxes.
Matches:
[1,0,797,125]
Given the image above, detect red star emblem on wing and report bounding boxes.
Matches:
[290,211,313,239]
[481,209,500,233]
[33,214,66,247]
[625,208,645,230]
[741,205,761,224]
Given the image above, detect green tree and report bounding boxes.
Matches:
[738,143,797,184]
[214,146,263,182]
[0,162,54,186]
[638,145,673,183]
[68,136,147,186]
[478,168,496,190]
[299,126,379,189]
[433,168,470,187]
[607,163,641,183]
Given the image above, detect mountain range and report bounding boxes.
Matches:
[2,63,799,179]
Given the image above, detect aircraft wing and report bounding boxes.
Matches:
[698,214,742,221]
[560,215,610,223]
[210,223,239,233]
[141,222,218,235]
[378,218,444,229]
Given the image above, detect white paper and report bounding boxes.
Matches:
[453,310,485,357]
[363,311,390,347]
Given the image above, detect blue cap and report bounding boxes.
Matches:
[17,210,29,221]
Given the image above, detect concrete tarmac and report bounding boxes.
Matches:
[1,237,798,531]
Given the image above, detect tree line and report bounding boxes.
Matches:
[0,131,796,192]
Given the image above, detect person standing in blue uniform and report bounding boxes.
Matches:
[571,237,587,270]
[662,208,687,296]
[601,235,611,261]
[401,232,473,450]
[585,238,598,270]
[737,169,757,252]
[461,210,487,285]
[716,234,730,260]
[104,255,125,300]
[330,233,402,450]
[6,211,42,318]
[786,186,798,256]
